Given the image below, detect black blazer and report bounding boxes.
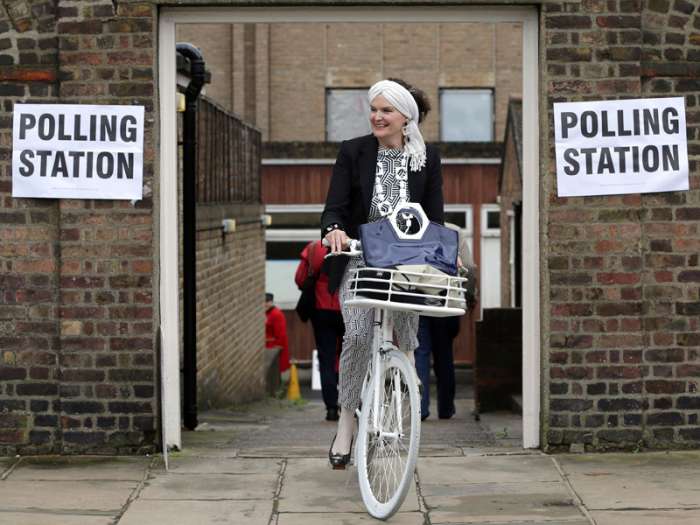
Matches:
[321,134,445,292]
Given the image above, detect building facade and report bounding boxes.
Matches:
[0,0,699,454]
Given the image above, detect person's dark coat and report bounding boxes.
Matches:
[321,134,444,293]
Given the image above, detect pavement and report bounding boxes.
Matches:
[2,370,700,524]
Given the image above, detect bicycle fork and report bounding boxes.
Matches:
[371,308,403,442]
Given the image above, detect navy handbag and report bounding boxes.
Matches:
[359,214,459,276]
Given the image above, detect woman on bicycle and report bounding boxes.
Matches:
[322,78,445,468]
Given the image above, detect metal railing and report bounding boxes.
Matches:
[196,96,261,204]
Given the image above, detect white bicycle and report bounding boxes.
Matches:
[326,205,467,520]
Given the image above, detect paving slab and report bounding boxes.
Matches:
[419,480,570,498]
[0,511,114,525]
[0,457,16,476]
[558,452,700,510]
[277,512,425,524]
[419,445,464,457]
[173,445,239,458]
[279,458,419,513]
[139,472,278,500]
[460,448,540,456]
[591,510,700,525]
[0,481,136,513]
[431,521,590,525]
[9,456,149,481]
[152,456,281,475]
[238,446,328,458]
[119,499,272,525]
[418,455,560,485]
[478,411,524,442]
[180,429,239,448]
[425,493,585,524]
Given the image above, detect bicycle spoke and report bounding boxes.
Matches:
[363,363,414,504]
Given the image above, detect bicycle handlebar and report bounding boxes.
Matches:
[322,237,363,258]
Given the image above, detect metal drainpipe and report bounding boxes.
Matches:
[176,43,206,431]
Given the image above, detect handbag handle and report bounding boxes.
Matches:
[388,201,429,241]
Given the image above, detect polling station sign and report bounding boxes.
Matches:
[12,104,144,200]
[554,97,688,197]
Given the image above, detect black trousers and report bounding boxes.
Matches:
[310,309,345,410]
[416,316,459,418]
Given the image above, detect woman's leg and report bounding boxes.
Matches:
[393,310,419,353]
[333,261,374,455]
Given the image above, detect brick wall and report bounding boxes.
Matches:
[0,0,158,455]
[542,0,700,451]
[0,1,60,454]
[176,24,234,112]
[195,206,266,408]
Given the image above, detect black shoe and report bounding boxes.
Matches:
[328,434,353,470]
[326,407,339,421]
[421,411,430,422]
[439,408,455,420]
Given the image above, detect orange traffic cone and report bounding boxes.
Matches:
[287,363,301,401]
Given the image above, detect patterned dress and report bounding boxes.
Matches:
[337,147,419,411]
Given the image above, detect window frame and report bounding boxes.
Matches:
[480,204,501,238]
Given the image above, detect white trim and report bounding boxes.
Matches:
[261,158,501,166]
[442,158,501,165]
[159,5,540,451]
[158,12,182,451]
[481,204,501,237]
[263,159,335,165]
[521,10,541,449]
[163,6,538,24]
[265,204,324,213]
[509,211,516,309]
[266,229,318,242]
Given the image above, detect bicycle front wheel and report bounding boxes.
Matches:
[356,349,421,520]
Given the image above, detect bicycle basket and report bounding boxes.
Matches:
[347,266,467,317]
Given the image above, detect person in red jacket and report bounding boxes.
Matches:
[265,293,290,373]
[295,240,344,421]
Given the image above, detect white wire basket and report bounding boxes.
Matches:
[345,266,468,317]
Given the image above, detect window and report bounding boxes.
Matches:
[440,89,494,142]
[326,89,371,141]
[265,205,323,309]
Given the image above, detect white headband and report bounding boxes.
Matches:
[368,80,427,171]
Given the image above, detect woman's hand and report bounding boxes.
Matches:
[325,229,349,253]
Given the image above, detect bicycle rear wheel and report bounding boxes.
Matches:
[356,349,420,520]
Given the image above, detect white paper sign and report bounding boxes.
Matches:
[12,104,144,200]
[554,97,688,197]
